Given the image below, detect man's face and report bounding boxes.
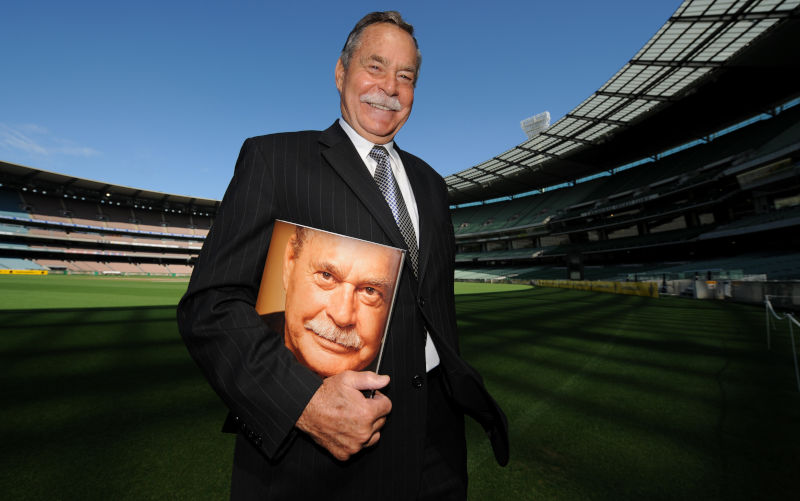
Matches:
[282,230,401,377]
[336,22,417,144]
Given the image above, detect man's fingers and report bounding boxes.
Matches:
[370,392,392,418]
[364,431,380,448]
[372,416,387,433]
[296,371,393,461]
[340,370,390,391]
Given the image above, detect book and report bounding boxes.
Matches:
[255,220,405,379]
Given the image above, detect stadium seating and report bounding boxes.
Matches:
[451,102,800,283]
[0,257,46,270]
[0,187,30,219]
[454,105,800,238]
[0,182,207,275]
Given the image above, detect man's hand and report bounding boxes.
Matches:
[296,370,391,461]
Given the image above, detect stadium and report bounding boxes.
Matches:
[2,0,799,499]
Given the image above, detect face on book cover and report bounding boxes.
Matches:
[282,227,401,377]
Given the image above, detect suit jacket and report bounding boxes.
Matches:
[177,121,508,499]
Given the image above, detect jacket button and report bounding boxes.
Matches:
[418,297,426,307]
[412,374,424,389]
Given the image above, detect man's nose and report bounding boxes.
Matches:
[326,285,357,328]
[378,73,397,96]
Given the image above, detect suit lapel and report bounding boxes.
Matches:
[318,122,410,255]
[397,146,435,290]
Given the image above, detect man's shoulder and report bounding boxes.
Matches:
[235,130,328,161]
[241,122,345,152]
[244,129,323,146]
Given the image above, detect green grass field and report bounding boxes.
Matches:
[0,274,189,309]
[1,275,798,499]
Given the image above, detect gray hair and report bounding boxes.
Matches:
[340,11,421,83]
[291,225,310,258]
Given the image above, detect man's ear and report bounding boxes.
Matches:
[283,235,297,291]
[335,58,345,94]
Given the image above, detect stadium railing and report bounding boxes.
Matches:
[765,295,800,392]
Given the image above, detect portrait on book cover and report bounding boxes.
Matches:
[255,221,405,377]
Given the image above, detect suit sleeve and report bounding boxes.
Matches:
[176,137,321,459]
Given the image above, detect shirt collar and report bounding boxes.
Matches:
[338,118,396,162]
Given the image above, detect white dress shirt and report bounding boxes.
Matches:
[338,118,440,371]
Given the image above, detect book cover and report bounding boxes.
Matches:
[255,220,405,378]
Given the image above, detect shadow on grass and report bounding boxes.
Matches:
[0,305,232,500]
[3,295,798,500]
[459,287,800,501]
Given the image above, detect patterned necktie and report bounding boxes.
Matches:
[369,145,419,277]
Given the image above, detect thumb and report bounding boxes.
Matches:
[342,370,390,391]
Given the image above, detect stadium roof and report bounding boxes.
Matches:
[0,160,219,211]
[446,0,800,205]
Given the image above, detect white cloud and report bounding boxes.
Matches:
[56,145,102,157]
[18,123,50,135]
[0,124,48,155]
[0,123,101,158]
[52,137,101,157]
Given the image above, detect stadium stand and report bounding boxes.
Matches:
[448,0,800,284]
[452,102,800,282]
[0,257,46,270]
[0,171,214,276]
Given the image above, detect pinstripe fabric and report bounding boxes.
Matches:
[177,122,507,500]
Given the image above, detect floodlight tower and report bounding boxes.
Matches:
[521,111,551,139]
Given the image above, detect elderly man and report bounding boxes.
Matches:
[267,224,403,377]
[178,11,508,500]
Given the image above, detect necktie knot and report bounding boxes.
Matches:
[369,145,389,163]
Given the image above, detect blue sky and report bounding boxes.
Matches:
[0,0,680,201]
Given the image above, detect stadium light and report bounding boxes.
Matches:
[520,111,551,139]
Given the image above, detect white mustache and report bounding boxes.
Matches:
[305,317,362,350]
[360,91,402,111]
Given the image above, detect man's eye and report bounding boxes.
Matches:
[319,271,333,280]
[359,287,383,306]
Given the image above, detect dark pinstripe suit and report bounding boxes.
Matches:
[177,121,508,499]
